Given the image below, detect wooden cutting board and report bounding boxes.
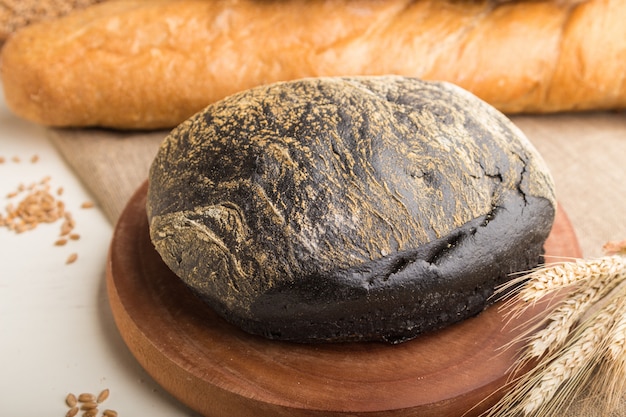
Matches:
[106,180,581,417]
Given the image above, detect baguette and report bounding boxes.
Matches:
[0,0,106,42]
[1,0,625,130]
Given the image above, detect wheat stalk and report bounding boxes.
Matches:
[607,303,626,361]
[574,291,626,416]
[521,297,620,415]
[484,242,626,417]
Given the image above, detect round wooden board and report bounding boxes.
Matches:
[106,181,582,417]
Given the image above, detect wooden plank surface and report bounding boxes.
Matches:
[106,180,581,417]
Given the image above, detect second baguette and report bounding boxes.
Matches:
[2,0,626,129]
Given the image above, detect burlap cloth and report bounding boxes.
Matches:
[48,112,626,416]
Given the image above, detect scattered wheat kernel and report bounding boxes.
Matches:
[81,201,95,209]
[78,393,96,403]
[96,388,110,403]
[82,409,98,417]
[55,238,68,246]
[60,221,73,236]
[64,212,75,224]
[31,155,39,163]
[80,401,98,410]
[6,191,18,199]
[66,393,78,408]
[0,156,5,163]
[102,410,118,417]
[57,187,64,196]
[69,233,81,240]
[12,156,20,163]
[66,406,79,417]
[66,253,78,265]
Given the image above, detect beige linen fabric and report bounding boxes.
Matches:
[47,113,626,415]
[512,113,626,258]
[48,127,167,223]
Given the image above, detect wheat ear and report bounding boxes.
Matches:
[524,256,626,357]
[521,298,620,415]
[484,251,626,417]
[524,288,603,358]
[496,256,626,361]
[515,255,626,304]
[486,290,626,417]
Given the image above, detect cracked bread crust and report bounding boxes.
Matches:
[147,76,556,343]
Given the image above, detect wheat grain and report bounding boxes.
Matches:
[65,393,77,408]
[1,175,86,265]
[1,179,67,232]
[60,220,73,236]
[77,393,95,403]
[65,388,115,417]
[604,239,626,256]
[96,388,110,403]
[80,401,98,411]
[80,401,97,410]
[66,253,78,264]
[82,409,98,417]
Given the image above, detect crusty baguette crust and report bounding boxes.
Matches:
[1,0,625,129]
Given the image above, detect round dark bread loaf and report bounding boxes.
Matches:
[147,76,556,343]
